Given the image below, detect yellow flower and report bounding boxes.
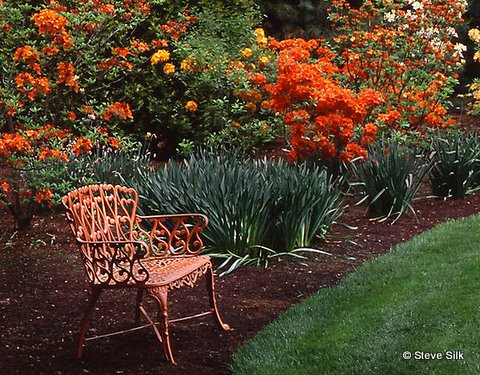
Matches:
[259,56,270,65]
[232,120,241,128]
[254,29,267,46]
[232,61,245,70]
[151,49,170,65]
[257,36,268,47]
[180,59,192,71]
[163,63,175,74]
[254,28,265,38]
[474,51,480,62]
[241,48,253,58]
[185,100,198,112]
[468,28,480,43]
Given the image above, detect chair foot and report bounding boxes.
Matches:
[76,286,102,359]
[147,287,177,365]
[206,266,230,331]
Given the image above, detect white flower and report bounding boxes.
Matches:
[446,27,458,38]
[453,43,467,59]
[411,1,423,10]
[384,10,396,23]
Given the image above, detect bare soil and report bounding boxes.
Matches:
[1,189,480,375]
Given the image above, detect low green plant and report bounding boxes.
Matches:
[265,161,343,252]
[124,151,343,273]
[429,132,480,198]
[353,138,432,222]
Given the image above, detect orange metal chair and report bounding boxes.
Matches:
[62,184,230,364]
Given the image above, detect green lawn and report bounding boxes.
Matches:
[232,215,480,375]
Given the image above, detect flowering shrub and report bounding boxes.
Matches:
[328,0,467,135]
[265,38,383,161]
[0,1,152,228]
[143,9,281,154]
[468,27,480,114]
[0,125,70,228]
[242,0,468,162]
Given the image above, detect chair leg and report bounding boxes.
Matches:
[76,286,102,359]
[147,286,176,365]
[206,266,230,331]
[134,288,144,323]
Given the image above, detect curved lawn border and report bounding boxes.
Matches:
[232,215,480,375]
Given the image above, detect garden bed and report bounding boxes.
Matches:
[1,192,480,374]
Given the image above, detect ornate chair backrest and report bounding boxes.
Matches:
[62,184,138,243]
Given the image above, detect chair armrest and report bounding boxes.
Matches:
[136,213,208,256]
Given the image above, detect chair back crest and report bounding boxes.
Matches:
[62,184,138,243]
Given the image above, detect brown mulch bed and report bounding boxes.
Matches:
[1,190,480,375]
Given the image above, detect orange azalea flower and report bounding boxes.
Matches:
[72,137,93,155]
[39,147,68,161]
[7,107,16,117]
[57,62,79,92]
[13,46,40,64]
[35,188,54,207]
[31,9,68,36]
[52,31,73,50]
[97,58,119,70]
[103,102,133,122]
[112,47,130,59]
[15,72,35,88]
[261,100,270,109]
[66,111,77,121]
[107,137,120,148]
[34,77,51,96]
[151,39,169,49]
[184,100,198,112]
[42,46,60,56]
[131,40,149,53]
[180,59,192,71]
[249,73,267,86]
[1,181,9,193]
[339,143,367,162]
[151,50,170,65]
[98,4,115,15]
[163,63,175,75]
[381,109,402,124]
[80,106,94,115]
[0,133,31,156]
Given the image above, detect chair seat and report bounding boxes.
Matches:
[141,255,212,289]
[96,255,212,289]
